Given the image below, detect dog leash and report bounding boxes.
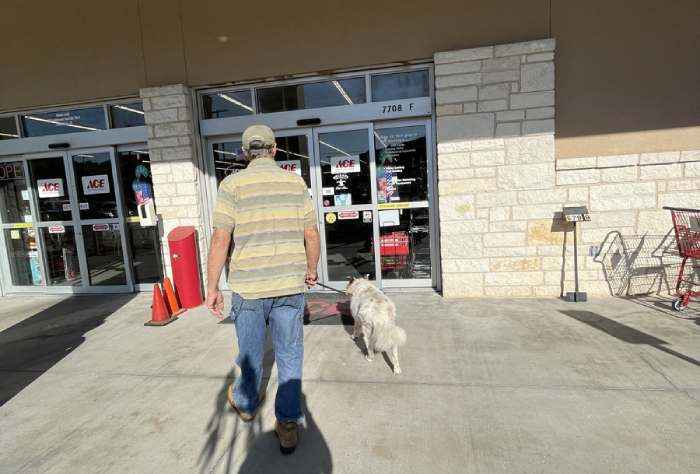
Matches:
[314,282,348,295]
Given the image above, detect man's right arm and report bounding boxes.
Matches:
[304,225,320,287]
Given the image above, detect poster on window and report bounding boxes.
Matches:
[277,160,302,176]
[82,175,110,195]
[37,178,64,198]
[330,155,361,174]
[375,126,427,204]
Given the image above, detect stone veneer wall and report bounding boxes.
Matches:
[434,39,700,298]
[140,84,207,280]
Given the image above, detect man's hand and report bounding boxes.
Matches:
[207,288,224,319]
[305,269,318,288]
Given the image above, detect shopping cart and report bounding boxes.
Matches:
[664,206,700,311]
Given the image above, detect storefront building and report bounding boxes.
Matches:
[0,1,698,297]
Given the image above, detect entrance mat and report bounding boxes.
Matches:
[304,295,353,326]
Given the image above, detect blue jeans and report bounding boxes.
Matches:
[230,292,305,423]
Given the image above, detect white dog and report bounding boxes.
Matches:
[346,277,407,374]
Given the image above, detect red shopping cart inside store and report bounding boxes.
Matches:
[379,231,410,271]
[664,206,700,311]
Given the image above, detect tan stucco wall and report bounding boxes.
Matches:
[1,0,698,157]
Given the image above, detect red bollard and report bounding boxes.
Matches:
[168,226,204,308]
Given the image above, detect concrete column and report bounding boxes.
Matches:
[139,84,206,281]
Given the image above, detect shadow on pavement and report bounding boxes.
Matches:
[0,294,135,406]
[238,390,332,474]
[199,345,276,473]
[559,310,700,368]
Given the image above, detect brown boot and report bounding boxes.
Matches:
[227,384,264,422]
[274,421,299,455]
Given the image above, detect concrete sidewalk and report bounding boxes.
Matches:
[0,291,699,473]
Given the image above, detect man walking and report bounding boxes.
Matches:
[206,125,320,455]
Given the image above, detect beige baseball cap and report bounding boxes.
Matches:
[242,124,275,150]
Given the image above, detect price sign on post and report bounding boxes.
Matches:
[562,206,590,302]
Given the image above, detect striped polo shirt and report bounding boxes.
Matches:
[212,157,317,299]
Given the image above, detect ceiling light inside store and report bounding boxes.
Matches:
[114,105,145,115]
[319,140,352,158]
[0,132,19,138]
[332,80,353,105]
[217,93,254,112]
[373,131,388,148]
[24,116,99,131]
[214,149,241,157]
[276,147,310,159]
[74,154,95,158]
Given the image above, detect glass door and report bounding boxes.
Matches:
[25,153,83,290]
[0,158,46,291]
[313,124,379,290]
[67,148,132,292]
[373,119,434,287]
[206,129,315,288]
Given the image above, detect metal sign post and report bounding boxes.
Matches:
[563,206,590,302]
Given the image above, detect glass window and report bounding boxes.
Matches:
[39,226,81,285]
[202,90,254,119]
[118,150,163,285]
[318,129,371,207]
[275,135,311,188]
[257,78,366,113]
[82,224,127,286]
[324,210,376,281]
[378,208,431,280]
[371,70,430,102]
[72,152,118,220]
[110,102,145,128]
[4,228,42,286]
[212,141,246,187]
[118,150,153,218]
[0,116,19,140]
[28,157,72,222]
[127,224,163,284]
[374,125,428,204]
[0,161,31,223]
[21,106,107,137]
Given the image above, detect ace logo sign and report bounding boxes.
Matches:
[81,175,110,195]
[330,155,361,174]
[277,160,302,176]
[37,178,64,198]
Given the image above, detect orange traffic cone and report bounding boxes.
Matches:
[163,277,186,316]
[145,283,178,326]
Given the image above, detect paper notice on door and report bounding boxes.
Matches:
[379,209,400,227]
[10,230,20,239]
[322,187,334,196]
[79,202,89,210]
[62,204,72,211]
[21,190,29,201]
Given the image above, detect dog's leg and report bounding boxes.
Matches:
[389,346,402,374]
[362,333,373,361]
[351,317,361,340]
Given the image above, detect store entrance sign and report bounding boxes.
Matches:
[277,160,302,175]
[37,178,64,198]
[82,175,110,195]
[330,156,360,174]
[48,225,65,234]
[0,162,23,181]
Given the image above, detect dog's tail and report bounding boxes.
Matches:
[372,325,407,352]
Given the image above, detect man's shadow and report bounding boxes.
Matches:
[238,387,332,474]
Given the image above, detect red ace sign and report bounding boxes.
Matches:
[81,174,110,195]
[330,155,361,174]
[37,178,65,198]
[277,160,302,176]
